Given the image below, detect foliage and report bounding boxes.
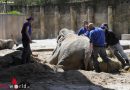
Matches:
[45,0,70,4]
[0,0,71,5]
[7,10,22,15]
[13,0,46,6]
[0,0,13,3]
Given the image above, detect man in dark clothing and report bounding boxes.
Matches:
[101,23,130,68]
[21,16,33,64]
[89,23,111,72]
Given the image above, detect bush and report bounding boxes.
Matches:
[7,11,22,15]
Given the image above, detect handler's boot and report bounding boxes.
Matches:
[125,59,130,65]
[94,64,101,73]
[123,59,130,70]
[95,67,101,73]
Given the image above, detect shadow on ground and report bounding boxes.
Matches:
[0,51,113,90]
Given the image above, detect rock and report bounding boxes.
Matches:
[0,39,14,50]
[121,34,130,40]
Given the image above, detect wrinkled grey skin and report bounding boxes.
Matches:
[48,28,91,70]
[0,39,14,50]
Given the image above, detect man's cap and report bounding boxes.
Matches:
[100,23,108,29]
[26,16,34,21]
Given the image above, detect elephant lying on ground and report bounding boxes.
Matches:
[48,28,92,70]
[0,39,15,50]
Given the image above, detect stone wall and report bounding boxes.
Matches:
[1,0,130,40]
[26,0,117,39]
[29,0,110,39]
[28,3,93,39]
[0,15,26,40]
[113,0,130,38]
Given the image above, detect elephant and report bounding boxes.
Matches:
[48,28,92,70]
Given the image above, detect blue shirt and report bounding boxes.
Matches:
[77,27,90,37]
[21,22,32,41]
[21,22,32,36]
[28,24,32,36]
[89,27,105,47]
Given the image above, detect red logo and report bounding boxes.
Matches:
[11,77,19,89]
[11,77,17,85]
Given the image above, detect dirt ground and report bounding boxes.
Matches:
[0,40,130,90]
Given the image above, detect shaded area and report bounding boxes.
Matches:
[0,50,45,68]
[0,63,113,90]
[0,50,113,90]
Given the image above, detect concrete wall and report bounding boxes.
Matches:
[113,0,130,38]
[27,1,114,39]
[28,3,90,39]
[0,15,26,40]
[1,0,130,40]
[94,0,108,26]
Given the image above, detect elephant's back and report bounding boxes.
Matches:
[68,35,90,49]
[60,35,90,52]
[59,35,90,59]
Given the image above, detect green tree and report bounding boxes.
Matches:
[0,0,13,3]
[13,0,46,6]
[13,0,70,6]
[0,0,13,13]
[46,0,70,4]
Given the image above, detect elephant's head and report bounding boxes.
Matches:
[57,28,74,44]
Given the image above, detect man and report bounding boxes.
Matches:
[21,16,33,64]
[101,23,130,68]
[77,21,90,37]
[88,23,111,72]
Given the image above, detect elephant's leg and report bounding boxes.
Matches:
[58,51,84,70]
[87,56,94,70]
[57,53,67,65]
[84,49,91,70]
[57,51,71,70]
[48,46,60,65]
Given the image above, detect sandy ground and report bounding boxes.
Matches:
[0,39,130,90]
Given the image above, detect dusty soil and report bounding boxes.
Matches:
[0,39,130,90]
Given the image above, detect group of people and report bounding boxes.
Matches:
[20,16,130,72]
[78,21,130,72]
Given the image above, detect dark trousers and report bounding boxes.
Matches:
[110,43,130,67]
[22,40,31,64]
[92,46,110,72]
